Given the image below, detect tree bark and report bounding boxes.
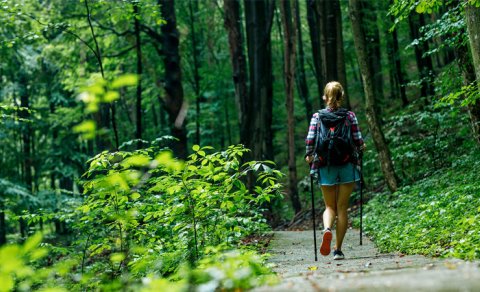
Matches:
[333,0,351,109]
[306,0,325,101]
[244,0,275,161]
[0,206,6,245]
[133,2,143,149]
[280,0,301,214]
[189,0,202,146]
[159,0,188,159]
[224,0,249,145]
[408,13,435,98]
[465,3,480,145]
[361,0,384,111]
[391,15,408,106]
[349,0,399,192]
[294,0,312,123]
[19,76,32,193]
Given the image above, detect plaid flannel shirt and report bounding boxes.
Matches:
[305,108,364,174]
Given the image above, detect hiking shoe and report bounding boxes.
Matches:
[333,250,345,260]
[320,228,332,256]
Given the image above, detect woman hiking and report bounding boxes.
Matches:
[305,81,366,260]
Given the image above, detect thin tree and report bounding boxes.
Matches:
[243,0,275,161]
[294,0,312,123]
[408,13,435,98]
[465,3,480,145]
[159,0,188,159]
[133,1,143,149]
[349,0,399,192]
[84,0,118,151]
[224,0,249,146]
[306,0,325,103]
[280,0,301,214]
[188,0,202,145]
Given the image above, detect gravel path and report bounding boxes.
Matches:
[254,229,480,291]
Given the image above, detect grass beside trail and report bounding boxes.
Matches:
[356,151,480,260]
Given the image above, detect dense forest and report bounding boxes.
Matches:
[1,0,479,290]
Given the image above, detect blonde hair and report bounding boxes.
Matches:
[324,81,344,110]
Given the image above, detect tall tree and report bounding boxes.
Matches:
[224,0,249,145]
[159,0,187,158]
[243,0,275,161]
[306,0,325,102]
[408,13,435,98]
[188,0,202,145]
[280,0,301,214]
[84,0,117,151]
[133,1,143,149]
[308,0,351,109]
[332,0,351,109]
[391,16,408,106]
[294,0,312,122]
[465,3,480,145]
[349,0,399,192]
[361,0,384,110]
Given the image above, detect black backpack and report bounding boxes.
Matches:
[314,108,355,166]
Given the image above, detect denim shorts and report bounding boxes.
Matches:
[318,163,360,186]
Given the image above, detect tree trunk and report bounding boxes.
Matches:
[464,3,480,145]
[280,0,301,214]
[19,76,32,193]
[244,0,275,161]
[306,0,325,101]
[159,0,188,159]
[0,206,6,245]
[84,0,116,151]
[361,0,384,111]
[333,0,351,109]
[224,0,249,145]
[189,0,202,146]
[294,0,312,123]
[466,3,480,79]
[391,15,408,106]
[349,0,399,192]
[408,13,435,98]
[133,2,143,149]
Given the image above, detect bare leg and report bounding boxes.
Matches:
[321,185,337,229]
[335,182,355,250]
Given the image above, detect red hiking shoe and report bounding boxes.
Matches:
[320,228,332,256]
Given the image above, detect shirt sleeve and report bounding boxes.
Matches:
[305,113,319,157]
[348,111,364,147]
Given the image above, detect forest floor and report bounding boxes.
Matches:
[254,229,480,291]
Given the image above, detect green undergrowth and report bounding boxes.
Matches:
[356,151,480,260]
[1,144,281,291]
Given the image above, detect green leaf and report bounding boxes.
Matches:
[73,120,96,139]
[192,145,200,152]
[131,192,141,200]
[111,74,138,88]
[104,91,120,102]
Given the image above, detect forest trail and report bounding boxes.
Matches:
[254,230,480,291]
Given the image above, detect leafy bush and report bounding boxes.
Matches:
[72,144,281,289]
[357,151,480,260]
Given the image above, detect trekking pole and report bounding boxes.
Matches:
[359,151,363,246]
[310,175,318,261]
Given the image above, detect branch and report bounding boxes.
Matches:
[94,20,134,37]
[103,45,136,58]
[84,0,105,78]
[140,24,163,43]
[21,13,101,67]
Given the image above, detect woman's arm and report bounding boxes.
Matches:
[305,113,319,162]
[348,111,366,150]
